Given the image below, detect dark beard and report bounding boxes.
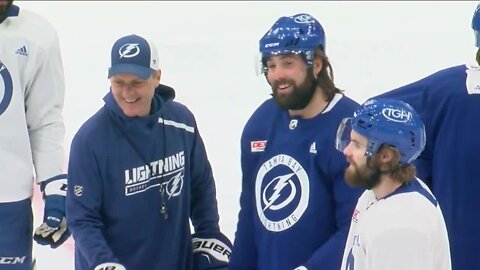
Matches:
[344,159,381,190]
[271,71,317,110]
[0,0,13,20]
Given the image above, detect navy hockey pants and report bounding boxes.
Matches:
[0,198,33,270]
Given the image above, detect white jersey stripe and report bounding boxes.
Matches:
[158,117,195,133]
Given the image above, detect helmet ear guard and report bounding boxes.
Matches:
[258,13,326,74]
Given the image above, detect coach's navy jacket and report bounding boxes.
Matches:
[66,84,221,270]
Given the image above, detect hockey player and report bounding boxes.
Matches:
[66,34,232,270]
[229,13,363,270]
[0,1,70,269]
[373,4,480,269]
[337,98,451,270]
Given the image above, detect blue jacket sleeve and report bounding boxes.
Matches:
[66,134,119,268]
[189,120,221,234]
[303,150,363,270]
[229,132,258,270]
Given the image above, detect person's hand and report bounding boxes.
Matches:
[94,262,127,270]
[33,175,70,248]
[192,231,232,270]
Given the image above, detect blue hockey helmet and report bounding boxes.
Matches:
[336,98,426,165]
[472,3,480,47]
[258,13,325,73]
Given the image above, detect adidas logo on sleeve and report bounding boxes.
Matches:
[15,45,28,56]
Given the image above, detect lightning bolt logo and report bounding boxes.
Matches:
[165,171,183,199]
[118,43,140,58]
[294,14,315,24]
[262,173,296,211]
[255,154,309,232]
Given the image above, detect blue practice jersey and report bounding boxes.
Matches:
[66,85,221,270]
[230,94,364,270]
[376,64,480,270]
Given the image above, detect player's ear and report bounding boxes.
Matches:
[312,47,324,78]
[313,55,323,77]
[377,146,401,170]
[153,69,161,85]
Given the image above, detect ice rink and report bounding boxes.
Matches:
[16,1,476,269]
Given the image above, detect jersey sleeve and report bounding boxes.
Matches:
[26,24,66,183]
[66,134,119,268]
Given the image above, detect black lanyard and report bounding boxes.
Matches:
[110,112,169,220]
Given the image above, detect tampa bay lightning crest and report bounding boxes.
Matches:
[0,60,13,116]
[119,43,140,58]
[255,154,309,232]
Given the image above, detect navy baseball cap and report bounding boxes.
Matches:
[108,34,159,80]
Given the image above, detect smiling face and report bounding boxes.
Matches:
[110,70,160,117]
[265,53,317,110]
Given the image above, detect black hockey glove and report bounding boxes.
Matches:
[192,231,232,270]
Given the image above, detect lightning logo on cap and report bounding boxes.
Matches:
[119,43,140,58]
